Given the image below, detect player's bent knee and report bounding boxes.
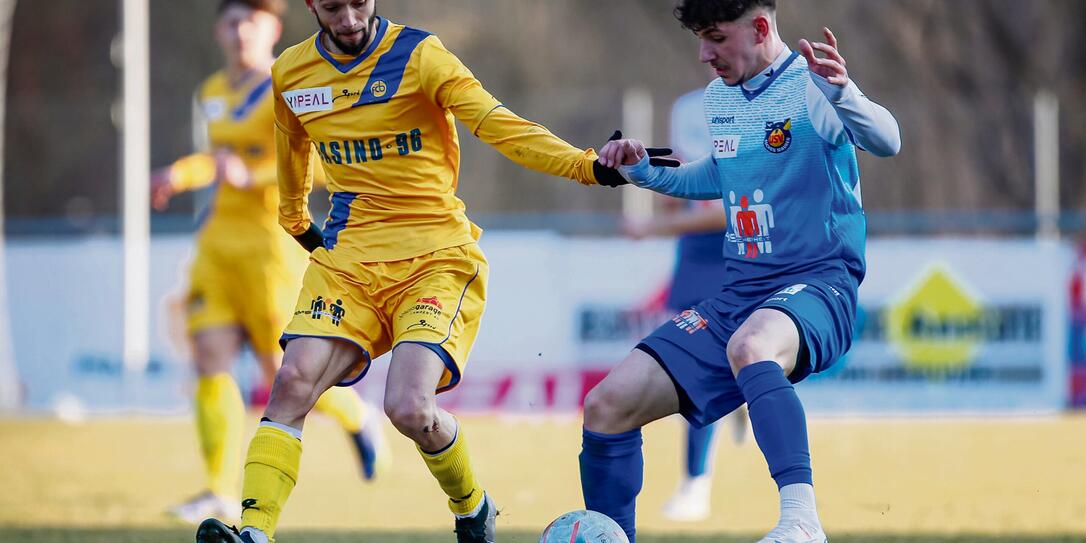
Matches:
[726,332,771,372]
[583,383,637,434]
[383,395,435,436]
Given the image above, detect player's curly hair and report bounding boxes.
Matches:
[674,0,777,32]
[218,0,287,17]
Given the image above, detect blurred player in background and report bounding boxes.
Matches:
[583,0,901,541]
[194,1,636,542]
[623,82,749,523]
[150,0,384,524]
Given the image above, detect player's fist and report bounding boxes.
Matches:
[799,27,848,86]
[150,167,175,211]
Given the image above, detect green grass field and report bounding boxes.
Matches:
[2,529,1084,543]
[3,414,1085,542]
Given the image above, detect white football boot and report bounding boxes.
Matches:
[169,491,241,525]
[661,475,711,521]
[755,519,828,543]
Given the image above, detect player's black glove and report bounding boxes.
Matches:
[293,223,325,253]
[592,130,681,187]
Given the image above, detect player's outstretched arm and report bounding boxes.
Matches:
[800,27,901,157]
[420,36,635,187]
[149,153,219,210]
[599,136,722,200]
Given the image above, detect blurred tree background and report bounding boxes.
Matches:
[4,0,1084,232]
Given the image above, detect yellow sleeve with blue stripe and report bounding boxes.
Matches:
[417,37,600,185]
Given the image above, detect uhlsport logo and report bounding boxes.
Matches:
[763,118,792,153]
[370,80,388,98]
[672,309,709,334]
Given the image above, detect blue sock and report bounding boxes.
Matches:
[580,427,643,542]
[736,361,812,488]
[685,421,718,478]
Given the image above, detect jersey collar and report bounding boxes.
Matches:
[740,47,799,101]
[315,16,389,74]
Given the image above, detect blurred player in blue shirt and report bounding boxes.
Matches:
[622,83,749,522]
[581,1,900,541]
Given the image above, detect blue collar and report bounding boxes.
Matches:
[740,48,799,101]
[315,16,389,74]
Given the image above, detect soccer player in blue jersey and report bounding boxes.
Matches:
[623,84,749,523]
[582,1,900,541]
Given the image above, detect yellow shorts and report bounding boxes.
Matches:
[186,247,306,355]
[281,243,488,392]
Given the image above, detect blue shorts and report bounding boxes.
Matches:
[639,279,856,428]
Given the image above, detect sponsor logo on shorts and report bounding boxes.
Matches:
[417,296,443,310]
[406,318,439,332]
[672,309,709,334]
[777,284,808,296]
[399,296,444,321]
[296,296,346,326]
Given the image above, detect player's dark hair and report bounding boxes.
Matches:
[218,0,287,17]
[674,0,776,32]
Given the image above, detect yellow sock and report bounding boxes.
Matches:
[313,386,366,433]
[194,374,244,496]
[419,423,484,516]
[240,425,302,538]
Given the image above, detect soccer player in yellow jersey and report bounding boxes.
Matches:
[151,0,385,525]
[193,1,650,542]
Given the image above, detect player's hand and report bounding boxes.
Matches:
[215,150,252,189]
[799,27,848,86]
[150,167,175,211]
[594,131,682,187]
[599,136,646,168]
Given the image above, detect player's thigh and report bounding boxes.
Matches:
[726,307,801,376]
[638,305,746,428]
[282,259,390,388]
[384,342,448,413]
[186,251,239,337]
[583,348,681,434]
[390,243,488,393]
[191,326,245,375]
[752,280,856,383]
[278,336,365,399]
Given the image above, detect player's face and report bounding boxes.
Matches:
[308,0,377,56]
[696,18,763,86]
[215,6,281,67]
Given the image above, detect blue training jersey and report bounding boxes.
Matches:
[705,51,865,294]
[624,49,889,302]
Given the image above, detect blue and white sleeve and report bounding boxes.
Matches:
[807,74,901,157]
[618,154,722,200]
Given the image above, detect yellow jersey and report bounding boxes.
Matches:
[169,70,289,257]
[272,17,602,264]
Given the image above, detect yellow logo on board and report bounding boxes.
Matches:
[370,80,388,98]
[887,266,983,371]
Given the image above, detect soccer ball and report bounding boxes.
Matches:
[539,510,629,543]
